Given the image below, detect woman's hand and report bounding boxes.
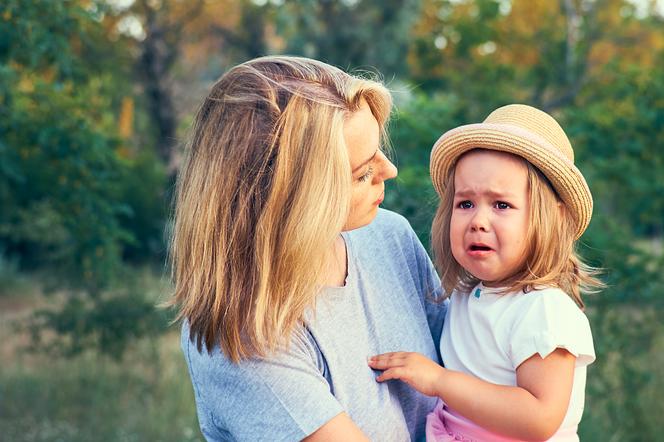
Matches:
[368,352,445,397]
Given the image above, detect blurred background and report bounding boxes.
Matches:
[1,0,663,440]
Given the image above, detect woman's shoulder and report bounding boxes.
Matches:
[181,320,320,370]
[349,209,414,242]
[369,208,412,230]
[347,209,421,258]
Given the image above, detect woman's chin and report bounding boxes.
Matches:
[342,207,379,232]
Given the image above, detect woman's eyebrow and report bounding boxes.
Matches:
[352,149,378,173]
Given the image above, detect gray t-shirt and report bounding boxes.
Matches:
[181,209,447,441]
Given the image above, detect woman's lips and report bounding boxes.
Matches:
[374,192,384,205]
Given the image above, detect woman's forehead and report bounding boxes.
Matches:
[344,100,380,170]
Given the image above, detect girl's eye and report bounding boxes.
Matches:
[357,166,374,183]
[495,201,510,210]
[457,200,473,209]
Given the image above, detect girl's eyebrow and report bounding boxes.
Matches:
[454,189,515,198]
[352,149,378,173]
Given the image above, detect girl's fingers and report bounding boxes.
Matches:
[367,358,390,368]
[370,352,398,360]
[368,359,400,369]
[376,368,406,382]
[368,352,410,362]
[368,354,409,369]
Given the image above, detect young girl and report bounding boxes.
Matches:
[369,104,602,441]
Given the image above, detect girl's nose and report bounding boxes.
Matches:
[470,208,490,232]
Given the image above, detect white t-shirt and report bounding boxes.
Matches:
[440,283,595,432]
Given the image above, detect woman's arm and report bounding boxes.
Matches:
[303,413,370,442]
[368,348,575,441]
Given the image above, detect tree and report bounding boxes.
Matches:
[104,0,277,171]
[275,0,422,76]
[0,0,167,358]
[1,0,129,290]
[406,0,664,114]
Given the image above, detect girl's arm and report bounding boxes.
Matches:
[368,349,575,441]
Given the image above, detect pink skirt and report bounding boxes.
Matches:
[425,401,579,442]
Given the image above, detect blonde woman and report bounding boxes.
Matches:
[169,56,447,441]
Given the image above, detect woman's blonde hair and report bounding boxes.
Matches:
[168,56,391,361]
[432,149,603,308]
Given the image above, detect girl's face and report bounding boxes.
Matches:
[342,100,398,231]
[450,149,530,286]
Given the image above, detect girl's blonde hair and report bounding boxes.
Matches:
[168,56,391,361]
[432,149,603,308]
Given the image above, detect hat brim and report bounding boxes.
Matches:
[430,122,593,238]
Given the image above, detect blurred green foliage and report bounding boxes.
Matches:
[275,0,421,76]
[0,0,168,358]
[1,0,663,440]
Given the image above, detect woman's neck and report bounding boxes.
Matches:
[325,235,348,287]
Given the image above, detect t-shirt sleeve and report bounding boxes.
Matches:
[508,289,595,369]
[183,329,344,442]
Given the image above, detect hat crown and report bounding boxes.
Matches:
[429,103,593,238]
[484,104,574,162]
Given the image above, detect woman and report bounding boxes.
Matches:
[169,56,446,441]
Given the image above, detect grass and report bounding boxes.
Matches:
[1,337,202,442]
[1,337,202,441]
[0,269,203,442]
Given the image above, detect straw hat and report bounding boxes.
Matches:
[430,104,592,238]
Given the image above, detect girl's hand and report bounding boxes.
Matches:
[368,352,445,397]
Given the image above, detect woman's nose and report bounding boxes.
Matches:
[375,152,397,183]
